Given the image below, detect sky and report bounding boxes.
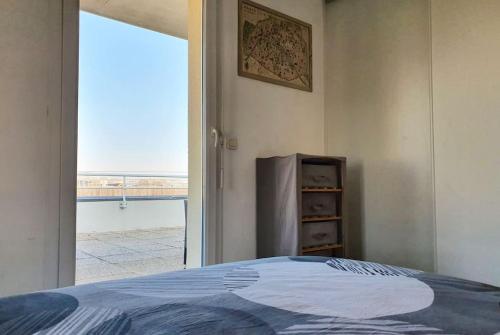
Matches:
[78,12,188,174]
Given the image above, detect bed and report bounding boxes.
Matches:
[0,256,499,334]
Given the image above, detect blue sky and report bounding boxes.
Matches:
[78,12,188,174]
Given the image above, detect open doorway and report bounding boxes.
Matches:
[76,3,193,284]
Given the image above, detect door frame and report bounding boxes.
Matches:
[202,0,223,266]
[58,0,221,286]
[186,0,222,268]
[58,0,79,288]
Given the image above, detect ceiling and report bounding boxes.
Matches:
[81,0,188,39]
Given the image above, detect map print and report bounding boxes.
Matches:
[238,0,312,92]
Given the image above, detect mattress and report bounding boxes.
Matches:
[0,256,499,334]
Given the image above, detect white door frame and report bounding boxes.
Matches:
[58,0,222,285]
[202,0,223,266]
[186,0,223,268]
[59,0,79,288]
[186,0,223,267]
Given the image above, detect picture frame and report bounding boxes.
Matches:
[238,0,313,92]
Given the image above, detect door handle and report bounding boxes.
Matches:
[211,127,221,148]
[211,127,224,189]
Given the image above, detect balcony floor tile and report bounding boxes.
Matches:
[76,227,185,285]
[77,240,135,257]
[76,258,131,281]
[114,257,184,275]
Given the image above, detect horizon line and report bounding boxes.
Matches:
[77,171,188,178]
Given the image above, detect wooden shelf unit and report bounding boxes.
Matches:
[257,154,348,258]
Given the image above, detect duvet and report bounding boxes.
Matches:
[0,256,499,334]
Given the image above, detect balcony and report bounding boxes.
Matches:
[76,173,187,284]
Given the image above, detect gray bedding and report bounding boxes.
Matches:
[0,256,499,334]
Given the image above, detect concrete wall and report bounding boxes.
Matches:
[431,0,500,286]
[81,0,188,39]
[77,199,186,233]
[217,0,326,262]
[0,0,78,296]
[324,0,435,271]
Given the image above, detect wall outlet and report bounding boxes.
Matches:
[226,138,238,150]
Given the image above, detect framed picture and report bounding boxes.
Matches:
[238,0,313,92]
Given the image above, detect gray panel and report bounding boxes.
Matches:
[302,193,337,217]
[302,221,338,247]
[257,156,298,257]
[302,164,338,188]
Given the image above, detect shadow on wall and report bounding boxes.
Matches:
[326,0,435,272]
[346,163,363,260]
[347,160,434,271]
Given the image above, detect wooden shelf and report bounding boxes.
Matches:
[302,188,342,193]
[257,154,347,259]
[302,216,342,222]
[302,244,343,253]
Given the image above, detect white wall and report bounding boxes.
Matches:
[77,200,185,233]
[325,0,500,285]
[432,0,500,286]
[324,0,435,271]
[217,0,326,262]
[4,0,499,297]
[0,0,78,296]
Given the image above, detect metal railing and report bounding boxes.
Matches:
[77,172,188,207]
[76,172,188,264]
